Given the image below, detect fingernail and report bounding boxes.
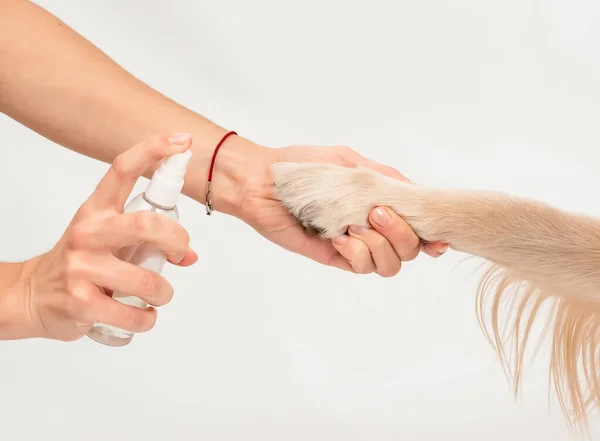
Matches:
[169,132,192,145]
[332,235,348,246]
[371,207,391,228]
[438,244,449,255]
[349,225,370,235]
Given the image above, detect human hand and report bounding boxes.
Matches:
[236,144,449,277]
[12,135,197,341]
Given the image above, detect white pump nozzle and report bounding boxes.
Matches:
[144,150,192,208]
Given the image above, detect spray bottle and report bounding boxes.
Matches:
[86,149,192,347]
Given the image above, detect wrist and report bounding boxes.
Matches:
[0,260,37,340]
[183,129,270,219]
[211,135,270,218]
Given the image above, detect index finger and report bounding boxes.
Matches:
[87,133,192,210]
[352,154,410,182]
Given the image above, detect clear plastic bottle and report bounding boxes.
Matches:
[86,149,192,347]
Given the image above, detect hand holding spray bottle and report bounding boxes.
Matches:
[87,149,192,347]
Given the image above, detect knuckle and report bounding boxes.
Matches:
[74,202,95,219]
[178,225,191,247]
[335,145,352,154]
[350,252,374,275]
[125,308,156,332]
[404,244,420,262]
[402,244,420,262]
[391,218,415,240]
[368,230,388,249]
[66,224,92,249]
[64,253,89,279]
[144,136,172,161]
[66,288,95,316]
[379,266,401,278]
[173,225,190,257]
[144,310,158,332]
[58,333,82,343]
[334,145,355,161]
[150,134,171,150]
[147,277,173,307]
[353,264,372,275]
[123,307,144,331]
[152,219,189,262]
[406,233,421,250]
[138,271,160,299]
[131,211,162,234]
[74,290,94,306]
[157,282,174,306]
[110,153,133,179]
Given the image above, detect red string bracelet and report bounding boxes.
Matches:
[205,130,238,215]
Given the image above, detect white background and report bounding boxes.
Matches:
[1,0,600,440]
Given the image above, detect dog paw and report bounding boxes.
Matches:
[271,162,404,238]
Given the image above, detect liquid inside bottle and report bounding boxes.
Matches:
[86,194,179,347]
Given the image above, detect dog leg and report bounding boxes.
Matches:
[272,161,600,431]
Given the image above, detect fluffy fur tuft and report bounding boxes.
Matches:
[272,162,600,431]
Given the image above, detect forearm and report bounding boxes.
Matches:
[0,261,33,340]
[0,0,265,216]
